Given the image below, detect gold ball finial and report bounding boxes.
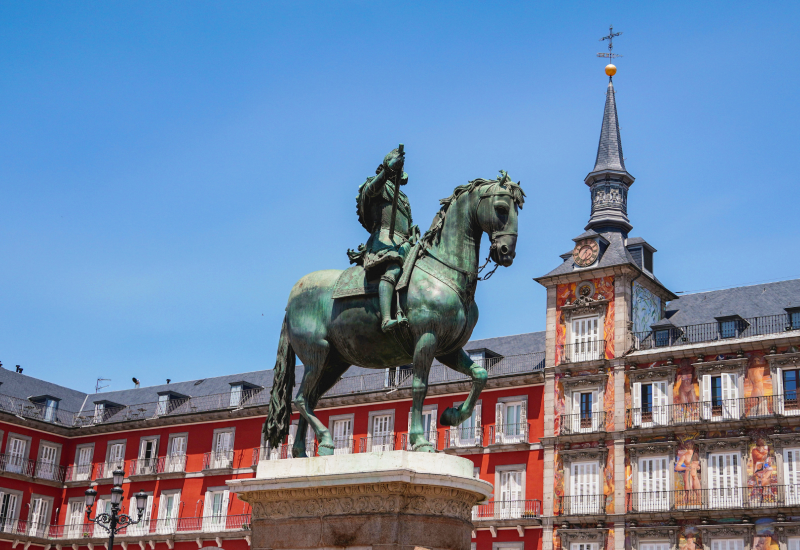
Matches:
[605,64,617,76]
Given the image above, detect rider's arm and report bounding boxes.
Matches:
[362,170,388,198]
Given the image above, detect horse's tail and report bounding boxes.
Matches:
[264,316,296,449]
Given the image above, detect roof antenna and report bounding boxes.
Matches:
[96,378,111,393]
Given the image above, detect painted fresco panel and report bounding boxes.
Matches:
[555,276,616,363]
[632,280,661,334]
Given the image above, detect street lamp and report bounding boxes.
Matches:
[84,469,148,548]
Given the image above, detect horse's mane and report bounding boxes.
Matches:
[419,170,525,249]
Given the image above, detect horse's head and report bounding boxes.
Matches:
[476,171,525,267]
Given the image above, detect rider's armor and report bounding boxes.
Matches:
[347,149,417,332]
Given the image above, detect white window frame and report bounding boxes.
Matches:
[368,409,395,452]
[328,414,355,455]
[65,497,85,538]
[35,440,62,480]
[631,379,671,428]
[211,428,235,469]
[494,395,528,444]
[495,464,525,519]
[450,399,481,448]
[494,543,524,550]
[104,440,126,478]
[784,447,800,505]
[569,314,602,362]
[638,541,671,550]
[4,433,31,474]
[27,494,53,537]
[408,404,438,450]
[636,455,670,511]
[157,489,181,534]
[137,435,160,475]
[787,537,800,550]
[0,488,22,534]
[708,452,742,508]
[203,486,230,532]
[710,539,744,550]
[73,444,95,481]
[568,460,602,515]
[701,372,740,421]
[127,493,154,537]
[165,433,188,473]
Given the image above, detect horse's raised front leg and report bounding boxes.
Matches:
[437,348,488,427]
[409,332,437,452]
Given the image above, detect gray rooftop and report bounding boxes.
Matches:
[0,368,88,412]
[589,79,628,177]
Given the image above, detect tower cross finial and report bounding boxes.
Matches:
[597,24,623,60]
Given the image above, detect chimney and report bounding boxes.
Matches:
[15,365,23,374]
[132,377,140,388]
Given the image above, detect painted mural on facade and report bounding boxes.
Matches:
[555,276,616,363]
[632,280,661,334]
[552,440,615,514]
[605,370,615,432]
[554,367,614,435]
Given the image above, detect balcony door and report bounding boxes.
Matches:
[0,492,17,533]
[213,432,233,468]
[709,452,741,508]
[785,448,800,505]
[637,456,669,511]
[498,470,523,518]
[75,447,93,481]
[128,494,153,536]
[641,544,670,550]
[167,436,186,472]
[107,443,124,477]
[570,543,599,550]
[28,498,48,537]
[702,373,739,421]
[6,438,25,474]
[572,391,599,433]
[711,540,743,550]
[157,492,180,534]
[203,490,229,532]
[570,461,600,514]
[632,381,668,427]
[571,316,600,362]
[139,439,157,474]
[38,444,58,480]
[332,418,352,455]
[371,414,393,452]
[66,500,83,537]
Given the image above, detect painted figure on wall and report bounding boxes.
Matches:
[675,435,701,507]
[632,280,661,334]
[604,448,615,513]
[674,362,699,423]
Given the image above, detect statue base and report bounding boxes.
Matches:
[228,450,493,550]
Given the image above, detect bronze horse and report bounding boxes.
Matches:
[266,172,524,456]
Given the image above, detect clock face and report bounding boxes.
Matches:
[573,239,599,267]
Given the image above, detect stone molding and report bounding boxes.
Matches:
[696,436,749,457]
[769,433,800,451]
[629,526,678,547]
[242,481,478,523]
[696,524,754,539]
[765,352,800,370]
[561,296,609,324]
[629,366,676,382]
[559,528,606,546]
[628,441,677,459]
[561,374,608,389]
[693,357,748,376]
[560,447,608,464]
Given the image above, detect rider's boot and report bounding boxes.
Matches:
[379,276,398,333]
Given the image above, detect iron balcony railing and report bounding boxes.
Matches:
[34,459,65,482]
[489,422,531,445]
[202,450,235,470]
[95,461,126,479]
[626,485,800,512]
[15,514,252,540]
[634,313,799,351]
[359,433,400,453]
[65,463,93,482]
[560,411,607,435]
[444,426,484,450]
[557,340,607,365]
[625,394,800,429]
[0,393,77,426]
[129,457,159,476]
[0,453,36,477]
[161,453,187,474]
[556,494,607,516]
[473,499,542,521]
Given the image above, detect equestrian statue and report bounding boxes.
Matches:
[265,145,524,456]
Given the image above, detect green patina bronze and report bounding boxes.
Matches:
[265,146,524,457]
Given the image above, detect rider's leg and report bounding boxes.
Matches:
[379,262,403,332]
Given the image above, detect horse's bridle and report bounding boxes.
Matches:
[475,183,518,280]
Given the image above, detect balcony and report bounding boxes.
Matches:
[161,454,187,475]
[490,422,531,447]
[557,340,606,365]
[129,457,159,477]
[0,453,35,477]
[65,463,93,483]
[560,411,606,435]
[95,461,126,481]
[359,433,400,453]
[443,426,485,452]
[634,313,799,351]
[473,499,542,522]
[33,460,65,483]
[202,450,234,472]
[625,394,800,430]
[626,486,800,514]
[556,494,606,516]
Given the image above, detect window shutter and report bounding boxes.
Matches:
[788,539,800,550]
[591,391,599,431]
[429,406,438,444]
[654,381,668,424]
[203,491,211,519]
[776,368,785,414]
[221,490,230,526]
[786,449,800,504]
[475,400,482,434]
[288,423,297,446]
[495,402,503,442]
[519,401,527,440]
[408,410,413,450]
[632,382,642,426]
[702,375,712,419]
[724,373,739,418]
[572,392,581,433]
[306,425,315,456]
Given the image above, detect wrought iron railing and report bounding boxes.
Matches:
[626,486,800,512]
[161,453,187,474]
[473,499,541,520]
[128,457,159,476]
[34,459,65,482]
[444,426,484,449]
[634,313,798,350]
[359,433,400,453]
[0,453,36,477]
[489,422,530,445]
[95,461,126,479]
[202,450,234,470]
[65,463,93,482]
[625,394,800,429]
[557,340,607,365]
[560,411,607,435]
[556,494,607,515]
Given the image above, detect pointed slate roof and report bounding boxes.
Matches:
[585,78,634,186]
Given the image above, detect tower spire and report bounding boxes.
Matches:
[585,27,634,234]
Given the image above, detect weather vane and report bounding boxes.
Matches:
[597,25,622,77]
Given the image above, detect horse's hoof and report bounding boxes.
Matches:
[317,443,335,456]
[382,319,399,332]
[292,450,308,458]
[440,407,460,427]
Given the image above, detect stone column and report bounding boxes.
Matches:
[229,451,493,550]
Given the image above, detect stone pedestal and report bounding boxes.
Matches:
[228,451,493,550]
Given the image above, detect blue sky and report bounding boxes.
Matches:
[2,2,799,394]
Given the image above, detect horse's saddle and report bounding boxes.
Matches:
[332,244,421,300]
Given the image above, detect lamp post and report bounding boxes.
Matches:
[84,468,148,548]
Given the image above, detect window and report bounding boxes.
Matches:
[791,310,800,330]
[0,491,18,533]
[720,320,737,339]
[331,418,353,455]
[711,540,743,550]
[166,435,187,472]
[654,329,670,348]
[203,489,229,532]
[369,413,394,452]
[5,436,27,474]
[128,494,153,536]
[157,394,170,416]
[570,461,601,514]
[717,317,747,339]
[640,544,669,550]
[37,443,59,480]
[789,539,800,550]
[230,384,243,407]
[94,403,105,424]
[106,442,125,477]
[632,381,668,427]
[451,401,481,447]
[709,452,741,507]
[497,469,524,518]
[74,446,93,481]
[571,391,598,433]
[28,497,49,537]
[785,370,799,411]
[571,544,598,550]
[637,456,669,511]
[570,316,600,362]
[469,350,485,367]
[138,438,158,474]
[702,373,738,420]
[66,500,83,537]
[157,491,180,534]
[212,431,234,469]
[785,448,800,505]
[43,399,58,422]
[496,400,527,443]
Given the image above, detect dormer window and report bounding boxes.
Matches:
[155,392,188,416]
[654,329,670,348]
[716,316,748,339]
[94,402,105,423]
[228,382,261,407]
[230,384,243,407]
[787,308,800,330]
[29,395,60,422]
[643,248,653,273]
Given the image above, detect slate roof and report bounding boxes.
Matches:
[0,368,88,412]
[664,279,800,327]
[586,78,631,180]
